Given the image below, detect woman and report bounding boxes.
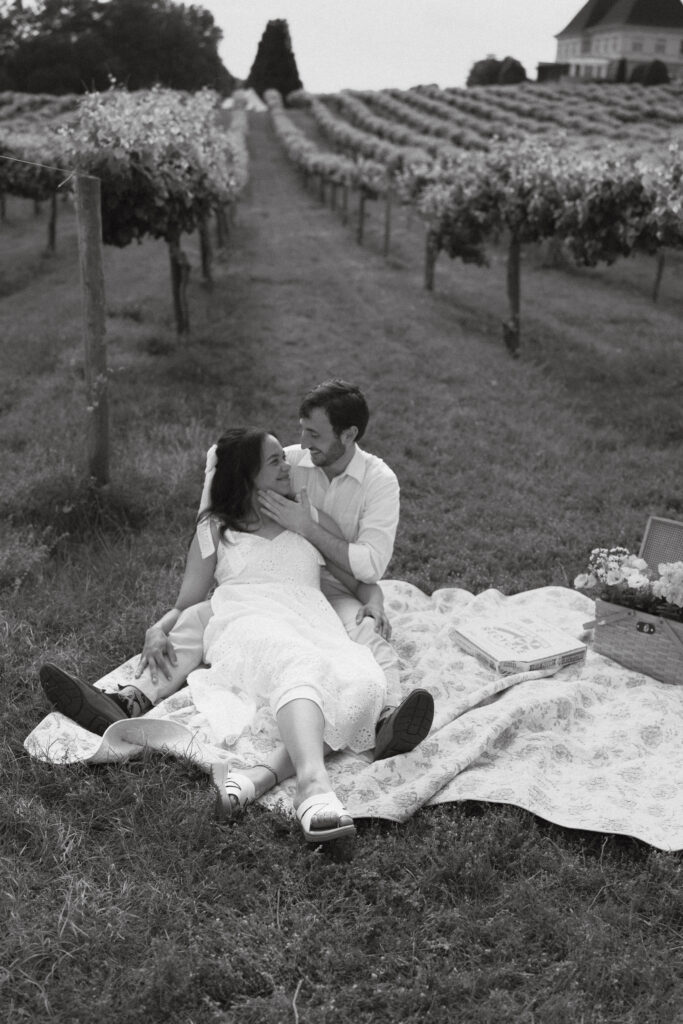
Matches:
[158,426,389,845]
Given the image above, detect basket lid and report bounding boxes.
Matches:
[639,516,683,569]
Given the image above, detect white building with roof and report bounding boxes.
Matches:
[555,0,683,80]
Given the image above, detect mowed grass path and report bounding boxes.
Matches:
[2,110,683,1023]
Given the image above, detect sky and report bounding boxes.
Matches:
[201,0,585,92]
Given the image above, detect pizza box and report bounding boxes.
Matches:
[451,610,587,675]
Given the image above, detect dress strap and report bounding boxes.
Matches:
[196,518,217,559]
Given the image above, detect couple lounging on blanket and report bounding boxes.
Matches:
[37,382,434,847]
[29,381,683,854]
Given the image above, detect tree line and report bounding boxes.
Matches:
[466,54,671,87]
[0,0,235,94]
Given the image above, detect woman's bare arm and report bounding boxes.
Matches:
[135,524,219,682]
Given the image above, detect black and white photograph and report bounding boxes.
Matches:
[2,1,683,1020]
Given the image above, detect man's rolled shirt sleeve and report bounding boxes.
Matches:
[347,473,400,583]
[286,444,400,584]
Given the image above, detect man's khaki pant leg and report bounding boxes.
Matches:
[96,601,213,706]
[326,593,402,706]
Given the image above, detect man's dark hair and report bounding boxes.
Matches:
[299,380,370,441]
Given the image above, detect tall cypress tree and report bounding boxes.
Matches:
[246,19,302,101]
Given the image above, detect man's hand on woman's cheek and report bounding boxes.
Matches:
[258,489,313,533]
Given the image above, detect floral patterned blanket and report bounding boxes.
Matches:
[23,584,683,851]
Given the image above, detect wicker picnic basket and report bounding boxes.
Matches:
[586,517,683,685]
[590,597,683,685]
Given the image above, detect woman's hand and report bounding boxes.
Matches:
[135,625,178,684]
[356,601,392,641]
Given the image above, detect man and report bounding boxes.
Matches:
[40,380,434,760]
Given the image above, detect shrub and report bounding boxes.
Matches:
[498,56,527,86]
[466,58,502,87]
[630,60,670,86]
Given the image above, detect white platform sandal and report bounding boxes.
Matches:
[296,791,356,844]
[210,763,256,823]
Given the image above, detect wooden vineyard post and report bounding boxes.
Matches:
[0,192,6,222]
[198,214,213,288]
[47,191,58,253]
[383,188,393,258]
[652,251,666,303]
[341,183,349,225]
[357,190,367,245]
[330,183,337,212]
[223,204,232,242]
[74,174,109,487]
[504,233,521,357]
[168,233,191,335]
[424,229,438,291]
[215,205,228,250]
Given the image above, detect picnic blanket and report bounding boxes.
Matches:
[24,584,683,852]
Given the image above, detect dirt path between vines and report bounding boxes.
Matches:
[201,109,500,437]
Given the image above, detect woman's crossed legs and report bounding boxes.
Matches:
[212,697,354,842]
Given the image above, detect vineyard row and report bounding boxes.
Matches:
[266,89,682,354]
[0,86,250,333]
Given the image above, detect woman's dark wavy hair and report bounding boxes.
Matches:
[197,427,272,538]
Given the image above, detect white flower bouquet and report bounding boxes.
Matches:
[575,547,683,623]
[575,547,683,685]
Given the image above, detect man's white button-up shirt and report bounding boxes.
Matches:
[285,444,400,585]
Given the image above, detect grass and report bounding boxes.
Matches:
[2,110,683,1022]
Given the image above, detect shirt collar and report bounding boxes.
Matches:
[297,445,365,482]
[343,446,365,482]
